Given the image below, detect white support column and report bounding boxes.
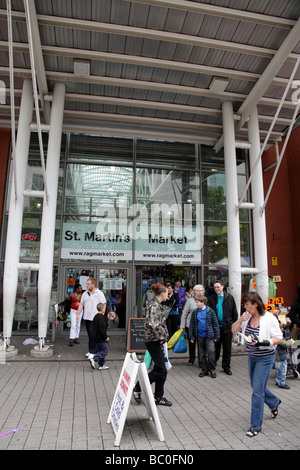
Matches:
[36,82,66,351]
[222,101,241,315]
[2,79,33,351]
[248,107,269,303]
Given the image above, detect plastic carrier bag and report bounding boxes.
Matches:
[144,344,172,371]
[163,342,172,371]
[173,330,187,354]
[167,329,182,349]
[144,350,152,370]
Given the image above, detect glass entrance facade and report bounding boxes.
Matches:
[0,132,251,333]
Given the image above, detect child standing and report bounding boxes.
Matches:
[89,303,110,371]
[189,295,220,378]
[275,319,293,389]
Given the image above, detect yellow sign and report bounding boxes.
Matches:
[273,275,281,282]
[272,257,278,266]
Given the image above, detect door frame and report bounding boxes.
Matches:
[58,262,135,332]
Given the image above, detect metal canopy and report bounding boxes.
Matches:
[1,0,300,147]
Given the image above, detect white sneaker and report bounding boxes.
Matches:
[89,357,96,369]
[86,353,94,359]
[98,365,109,370]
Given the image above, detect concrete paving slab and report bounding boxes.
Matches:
[0,331,299,452]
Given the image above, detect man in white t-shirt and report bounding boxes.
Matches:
[77,278,106,358]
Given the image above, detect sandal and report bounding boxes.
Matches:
[246,428,261,437]
[271,399,281,419]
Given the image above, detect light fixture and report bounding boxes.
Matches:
[209,77,229,93]
[73,59,91,76]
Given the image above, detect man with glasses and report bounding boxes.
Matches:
[208,279,238,375]
[180,284,205,366]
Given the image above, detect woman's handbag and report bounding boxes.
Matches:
[162,304,172,319]
[57,298,71,321]
[57,301,67,321]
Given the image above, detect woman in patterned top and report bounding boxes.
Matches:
[133,283,173,407]
[232,292,282,437]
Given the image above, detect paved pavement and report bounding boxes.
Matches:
[0,330,300,453]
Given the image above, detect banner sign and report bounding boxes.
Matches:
[61,223,132,261]
[61,201,203,263]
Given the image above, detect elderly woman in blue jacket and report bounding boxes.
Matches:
[189,295,220,378]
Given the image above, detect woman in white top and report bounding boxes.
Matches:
[232,292,282,437]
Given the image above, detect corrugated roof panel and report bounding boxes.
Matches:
[146,4,169,30]
[128,2,150,28]
[179,71,200,88]
[197,14,224,39]
[151,68,169,83]
[140,38,161,58]
[156,41,178,60]
[0,0,299,146]
[124,36,144,56]
[193,74,212,89]
[164,9,188,33]
[91,32,109,51]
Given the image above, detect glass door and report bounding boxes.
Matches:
[98,267,126,328]
[98,266,134,331]
[136,264,199,316]
[64,266,96,296]
[60,265,96,325]
[60,264,134,332]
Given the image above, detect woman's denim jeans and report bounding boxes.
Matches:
[248,352,279,430]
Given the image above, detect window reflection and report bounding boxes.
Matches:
[135,168,200,208]
[65,164,134,215]
[204,221,250,264]
[202,171,249,222]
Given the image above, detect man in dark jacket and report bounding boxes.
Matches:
[207,279,238,375]
[289,284,300,339]
[289,284,300,372]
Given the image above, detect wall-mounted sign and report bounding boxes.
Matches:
[61,201,203,264]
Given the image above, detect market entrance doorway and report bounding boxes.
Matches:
[135,265,199,316]
[60,264,134,333]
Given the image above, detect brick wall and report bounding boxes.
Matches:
[286,125,300,292]
[0,129,11,233]
[262,125,300,307]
